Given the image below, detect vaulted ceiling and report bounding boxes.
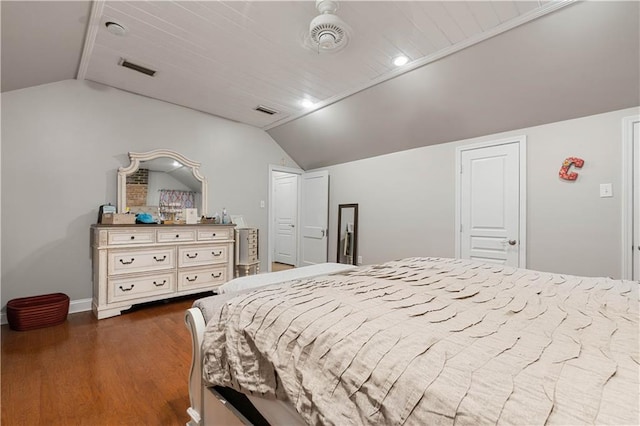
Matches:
[2,1,639,169]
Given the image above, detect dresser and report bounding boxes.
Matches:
[91,224,235,319]
[235,228,259,276]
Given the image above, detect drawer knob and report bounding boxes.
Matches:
[119,284,134,292]
[212,251,222,257]
[153,255,167,262]
[212,272,222,278]
[186,253,198,259]
[153,280,167,287]
[212,233,216,237]
[175,234,180,238]
[186,275,198,282]
[119,258,135,265]
[130,236,135,240]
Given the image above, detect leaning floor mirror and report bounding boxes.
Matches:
[337,203,358,265]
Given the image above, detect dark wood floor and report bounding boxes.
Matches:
[1,296,201,425]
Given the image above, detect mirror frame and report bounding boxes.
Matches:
[117,149,208,216]
[337,203,358,265]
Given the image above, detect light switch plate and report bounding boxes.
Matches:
[600,183,613,198]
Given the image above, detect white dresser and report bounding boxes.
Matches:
[91,224,235,319]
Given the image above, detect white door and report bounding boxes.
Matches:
[634,121,640,280]
[273,172,298,265]
[458,140,524,267]
[300,170,329,266]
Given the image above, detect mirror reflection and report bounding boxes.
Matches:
[126,158,202,221]
[337,203,358,265]
[118,149,208,219]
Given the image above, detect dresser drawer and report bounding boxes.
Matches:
[108,272,175,303]
[197,228,232,241]
[157,228,196,243]
[108,247,176,275]
[108,230,155,245]
[178,245,228,268]
[178,266,227,291]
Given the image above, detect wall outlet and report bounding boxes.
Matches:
[260,200,265,208]
[357,256,363,265]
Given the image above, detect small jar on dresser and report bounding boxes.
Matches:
[91,223,235,319]
[235,228,259,277]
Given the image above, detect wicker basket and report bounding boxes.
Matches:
[7,293,70,331]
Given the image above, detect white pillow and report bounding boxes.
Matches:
[218,263,357,294]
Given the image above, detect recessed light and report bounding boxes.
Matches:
[301,99,315,108]
[105,21,127,36]
[393,55,409,66]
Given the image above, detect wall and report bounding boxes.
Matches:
[1,79,297,307]
[322,107,639,279]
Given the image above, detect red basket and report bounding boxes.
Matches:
[7,293,70,331]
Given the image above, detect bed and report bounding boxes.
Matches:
[185,257,639,425]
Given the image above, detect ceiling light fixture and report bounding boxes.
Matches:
[309,0,349,53]
[105,21,127,36]
[393,55,409,67]
[301,99,315,108]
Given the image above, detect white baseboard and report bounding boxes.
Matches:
[1,297,92,325]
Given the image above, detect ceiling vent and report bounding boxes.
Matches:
[255,105,279,115]
[308,0,349,53]
[119,59,156,77]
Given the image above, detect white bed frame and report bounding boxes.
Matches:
[183,263,358,425]
[185,307,306,426]
[184,306,209,426]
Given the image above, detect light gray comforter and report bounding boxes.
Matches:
[201,257,639,425]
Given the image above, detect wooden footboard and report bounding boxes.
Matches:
[185,307,206,426]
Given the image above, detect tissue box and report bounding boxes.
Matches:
[101,213,136,225]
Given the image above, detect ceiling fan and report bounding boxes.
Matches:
[308,0,350,53]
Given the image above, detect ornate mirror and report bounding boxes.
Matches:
[337,203,358,265]
[117,149,208,218]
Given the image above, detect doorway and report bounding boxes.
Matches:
[455,136,527,267]
[622,115,640,280]
[268,166,331,272]
[269,166,301,271]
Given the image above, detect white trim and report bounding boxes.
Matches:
[69,298,93,314]
[455,135,527,268]
[622,115,640,280]
[267,165,304,272]
[1,297,92,325]
[76,0,105,80]
[263,1,575,131]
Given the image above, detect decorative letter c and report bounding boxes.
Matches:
[559,157,584,181]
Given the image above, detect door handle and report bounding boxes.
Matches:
[289,224,295,228]
[508,240,517,246]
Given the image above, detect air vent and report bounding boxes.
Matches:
[255,105,279,115]
[119,59,156,77]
